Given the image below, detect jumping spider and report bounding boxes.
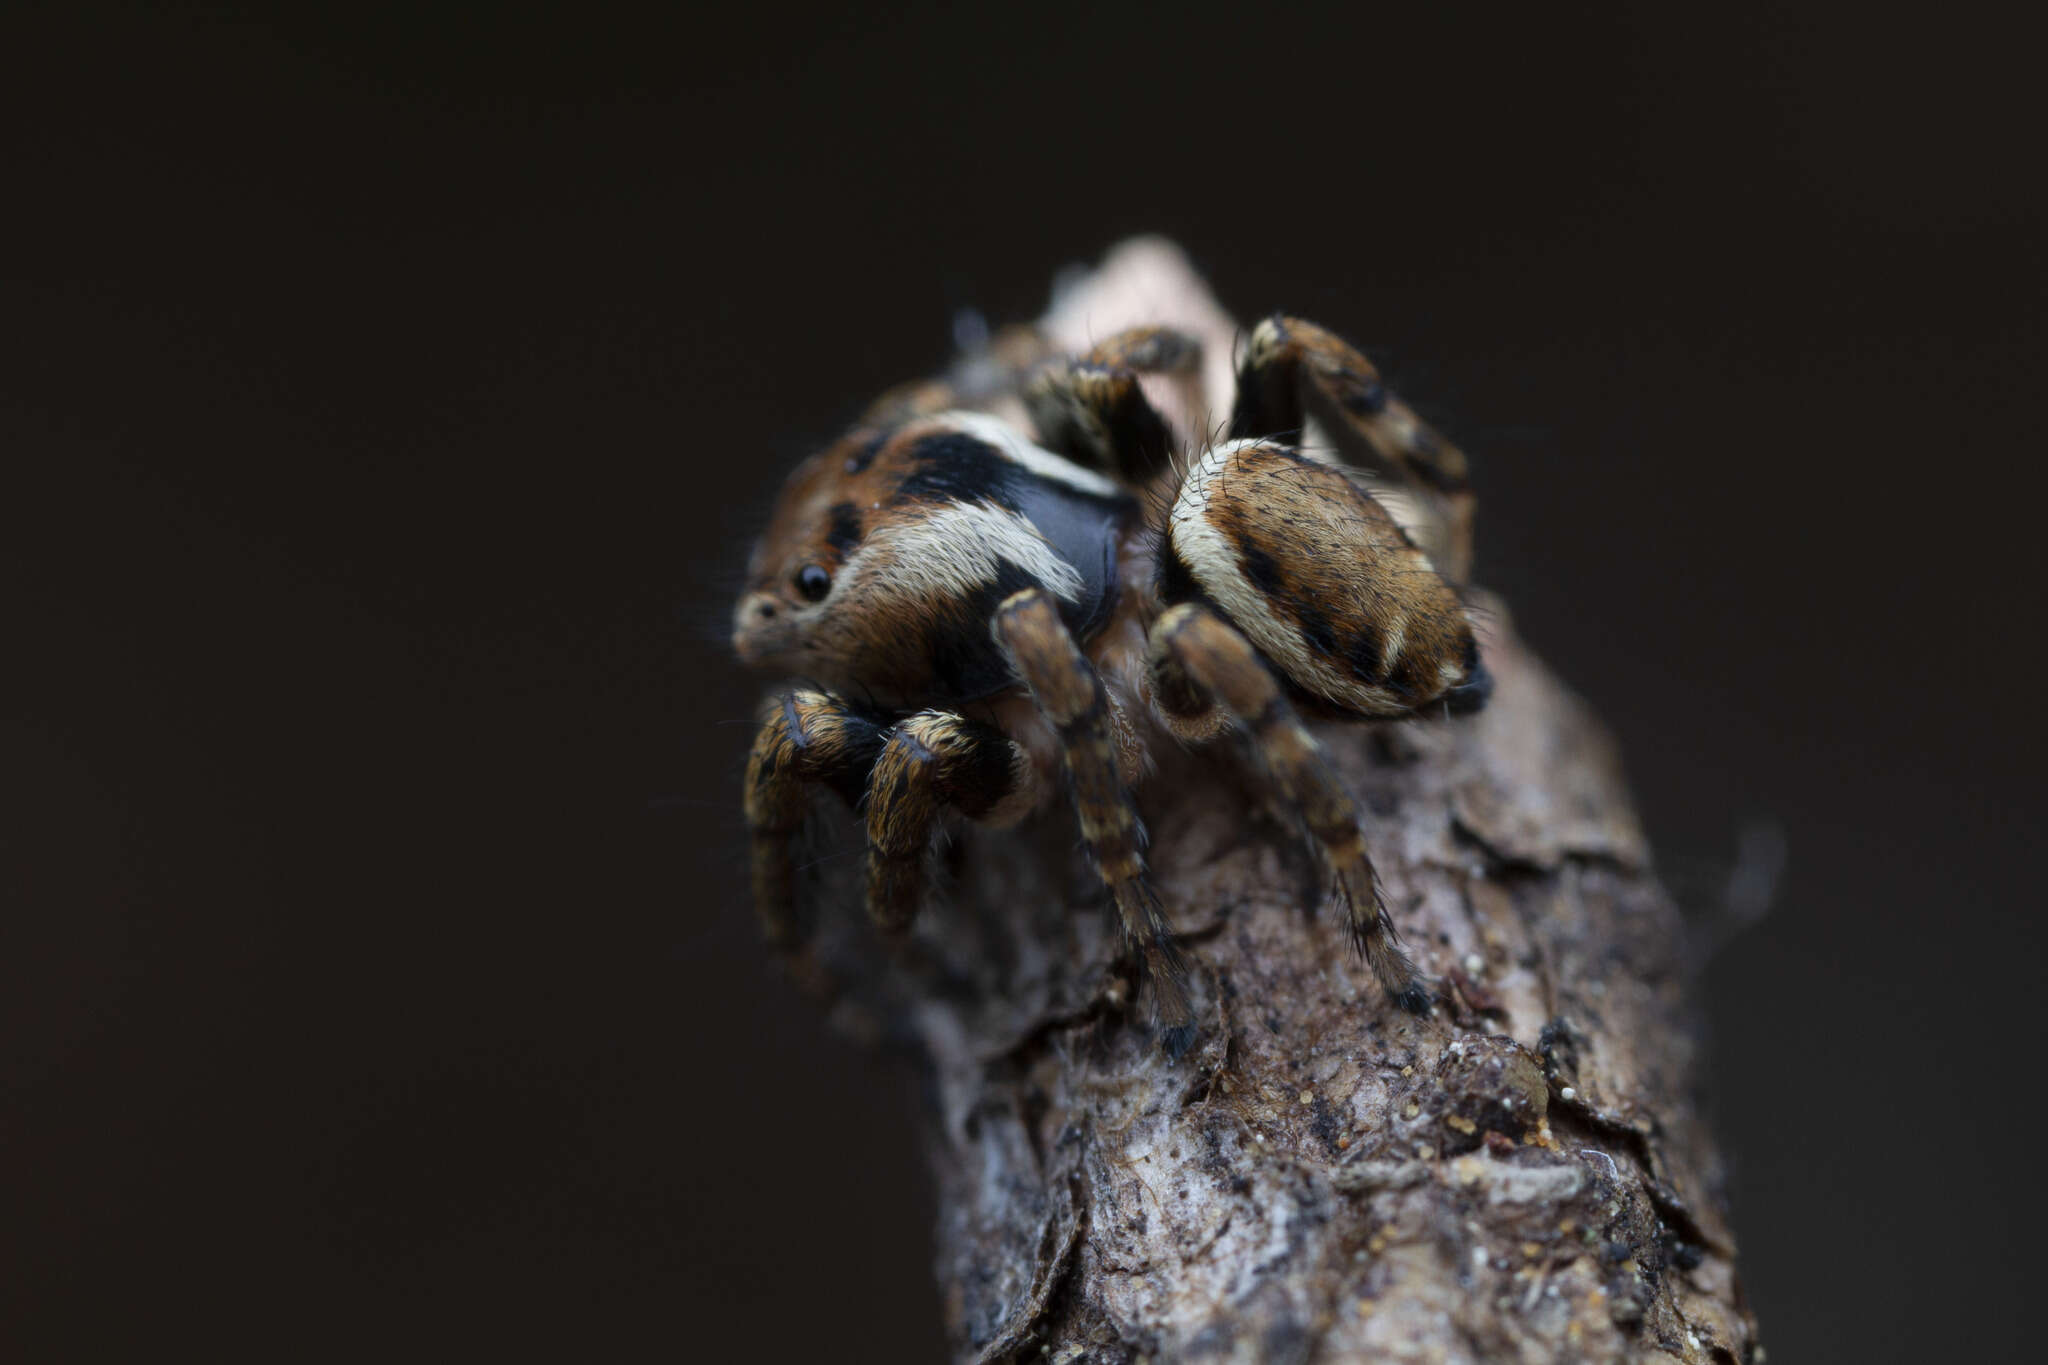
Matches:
[732,312,1489,1055]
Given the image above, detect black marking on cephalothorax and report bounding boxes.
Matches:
[922,559,1045,701]
[1012,474,1132,644]
[896,432,1023,510]
[875,426,1140,704]
[825,502,863,555]
[844,430,887,475]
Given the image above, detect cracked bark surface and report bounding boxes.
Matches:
[788,242,1757,1364]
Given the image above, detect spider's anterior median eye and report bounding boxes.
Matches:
[795,565,831,601]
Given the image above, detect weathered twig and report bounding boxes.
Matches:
[793,242,1756,1364]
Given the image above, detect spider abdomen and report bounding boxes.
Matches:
[1161,439,1487,719]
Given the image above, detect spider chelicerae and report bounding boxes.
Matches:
[731,264,1489,1055]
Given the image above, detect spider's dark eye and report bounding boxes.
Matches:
[795,565,831,601]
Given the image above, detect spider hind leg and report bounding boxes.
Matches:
[1229,313,1475,584]
[1147,435,1486,1010]
[1024,325,1205,487]
[1149,604,1430,1014]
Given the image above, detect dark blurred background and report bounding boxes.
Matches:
[5,3,2041,1360]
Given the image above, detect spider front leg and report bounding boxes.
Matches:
[743,689,891,952]
[992,588,1195,1054]
[1229,314,1475,583]
[746,691,1034,949]
[1148,604,1431,1015]
[863,710,1034,935]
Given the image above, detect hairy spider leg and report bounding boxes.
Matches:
[863,709,1034,934]
[1149,603,1431,1016]
[743,688,891,949]
[1228,314,1475,583]
[1024,325,1204,486]
[1076,324,1205,375]
[992,588,1196,1055]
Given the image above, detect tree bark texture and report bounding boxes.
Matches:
[794,242,1757,1363]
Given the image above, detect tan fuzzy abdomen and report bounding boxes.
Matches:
[1166,440,1475,717]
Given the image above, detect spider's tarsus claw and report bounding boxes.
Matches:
[1395,983,1434,1016]
[1143,940,1195,1043]
[1159,1022,1200,1061]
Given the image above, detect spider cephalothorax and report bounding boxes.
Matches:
[733,306,1489,1055]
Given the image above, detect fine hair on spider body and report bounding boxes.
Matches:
[733,304,1489,1056]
